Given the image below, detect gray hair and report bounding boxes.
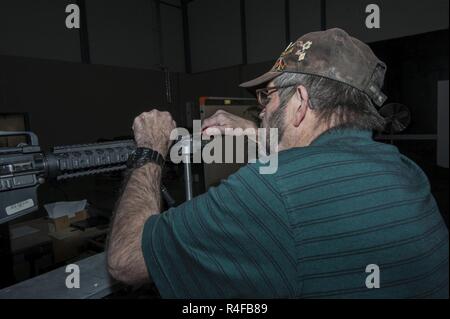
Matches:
[272,72,386,132]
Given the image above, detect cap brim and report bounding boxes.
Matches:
[239,71,281,88]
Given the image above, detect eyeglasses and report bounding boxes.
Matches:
[255,84,298,108]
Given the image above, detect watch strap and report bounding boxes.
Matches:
[127,147,165,169]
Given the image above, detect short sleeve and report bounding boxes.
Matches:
[141,163,297,298]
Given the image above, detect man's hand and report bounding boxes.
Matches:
[132,110,176,157]
[202,110,258,136]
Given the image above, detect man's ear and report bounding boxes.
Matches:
[293,85,309,127]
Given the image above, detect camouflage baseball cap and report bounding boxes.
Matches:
[240,28,388,106]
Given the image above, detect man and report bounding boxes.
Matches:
[107,28,449,298]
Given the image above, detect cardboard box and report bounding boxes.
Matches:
[49,229,83,263]
[49,226,106,263]
[48,210,88,233]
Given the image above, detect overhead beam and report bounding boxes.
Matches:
[321,0,327,30]
[154,0,165,68]
[181,0,192,73]
[240,0,248,65]
[159,1,181,9]
[76,0,91,64]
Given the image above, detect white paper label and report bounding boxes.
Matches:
[5,199,34,216]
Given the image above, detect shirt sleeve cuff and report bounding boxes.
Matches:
[141,214,176,298]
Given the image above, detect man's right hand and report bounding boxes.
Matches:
[201,110,258,136]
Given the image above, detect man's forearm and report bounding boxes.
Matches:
[107,163,162,284]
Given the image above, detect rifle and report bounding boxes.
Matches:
[0,131,177,224]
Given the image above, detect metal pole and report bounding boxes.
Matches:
[181,137,193,201]
[183,160,193,201]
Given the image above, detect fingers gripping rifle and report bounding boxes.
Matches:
[0,131,176,224]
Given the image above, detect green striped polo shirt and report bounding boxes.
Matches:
[141,128,449,299]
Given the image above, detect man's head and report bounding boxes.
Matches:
[241,28,387,151]
[257,73,386,150]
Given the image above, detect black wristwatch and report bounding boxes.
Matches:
[127,147,165,169]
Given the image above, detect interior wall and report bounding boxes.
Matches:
[1,0,447,74]
[0,55,181,149]
[289,0,322,40]
[86,0,160,70]
[326,0,449,43]
[188,0,242,72]
[245,0,287,64]
[177,61,276,123]
[0,56,270,144]
[1,1,448,145]
[178,67,245,127]
[180,30,449,134]
[369,30,449,134]
[161,3,185,72]
[0,0,81,62]
[1,30,447,148]
[185,0,449,73]
[0,0,185,72]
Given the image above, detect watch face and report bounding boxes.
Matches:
[134,148,144,157]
